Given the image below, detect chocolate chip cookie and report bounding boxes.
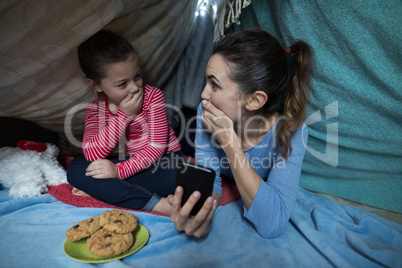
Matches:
[65,215,102,241]
[100,210,137,234]
[87,228,134,257]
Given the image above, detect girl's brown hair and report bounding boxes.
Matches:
[78,30,137,84]
[214,28,313,159]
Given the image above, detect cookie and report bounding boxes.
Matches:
[87,228,134,257]
[65,215,102,241]
[100,210,137,234]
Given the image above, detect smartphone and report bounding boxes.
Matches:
[176,161,215,215]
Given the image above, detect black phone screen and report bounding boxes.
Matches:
[176,161,215,215]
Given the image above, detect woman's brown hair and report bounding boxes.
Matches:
[214,28,313,159]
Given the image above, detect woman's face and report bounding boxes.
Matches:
[95,56,143,106]
[201,54,243,123]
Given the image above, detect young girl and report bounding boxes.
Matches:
[67,30,181,214]
[168,28,313,238]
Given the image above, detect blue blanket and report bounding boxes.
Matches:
[0,187,400,267]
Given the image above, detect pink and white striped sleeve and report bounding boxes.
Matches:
[116,89,170,179]
[83,103,132,161]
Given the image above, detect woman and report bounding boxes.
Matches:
[168,28,313,238]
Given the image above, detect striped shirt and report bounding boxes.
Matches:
[83,85,180,179]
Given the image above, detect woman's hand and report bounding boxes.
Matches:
[119,88,143,117]
[86,159,118,179]
[201,100,235,146]
[168,186,218,238]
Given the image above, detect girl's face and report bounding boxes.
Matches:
[201,54,243,123]
[94,56,143,106]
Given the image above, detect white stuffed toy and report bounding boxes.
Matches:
[0,140,67,198]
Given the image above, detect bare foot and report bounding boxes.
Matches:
[151,197,171,215]
[72,187,91,197]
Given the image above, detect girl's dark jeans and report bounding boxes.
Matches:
[67,151,182,211]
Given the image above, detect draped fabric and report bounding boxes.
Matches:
[0,0,199,136]
[233,0,402,213]
[0,0,251,144]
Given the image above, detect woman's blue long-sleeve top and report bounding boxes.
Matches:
[194,103,308,238]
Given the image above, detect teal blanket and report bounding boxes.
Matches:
[0,187,401,267]
[234,0,402,213]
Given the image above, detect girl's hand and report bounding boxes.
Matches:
[201,100,235,146]
[86,159,118,179]
[119,88,143,117]
[168,186,217,238]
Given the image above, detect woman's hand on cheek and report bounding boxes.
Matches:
[201,100,235,146]
[85,159,118,179]
[168,186,217,238]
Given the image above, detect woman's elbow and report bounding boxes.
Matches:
[251,210,290,239]
[254,221,286,239]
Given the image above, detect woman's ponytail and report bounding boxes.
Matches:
[278,41,313,160]
[213,28,313,160]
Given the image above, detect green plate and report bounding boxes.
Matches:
[64,224,149,263]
